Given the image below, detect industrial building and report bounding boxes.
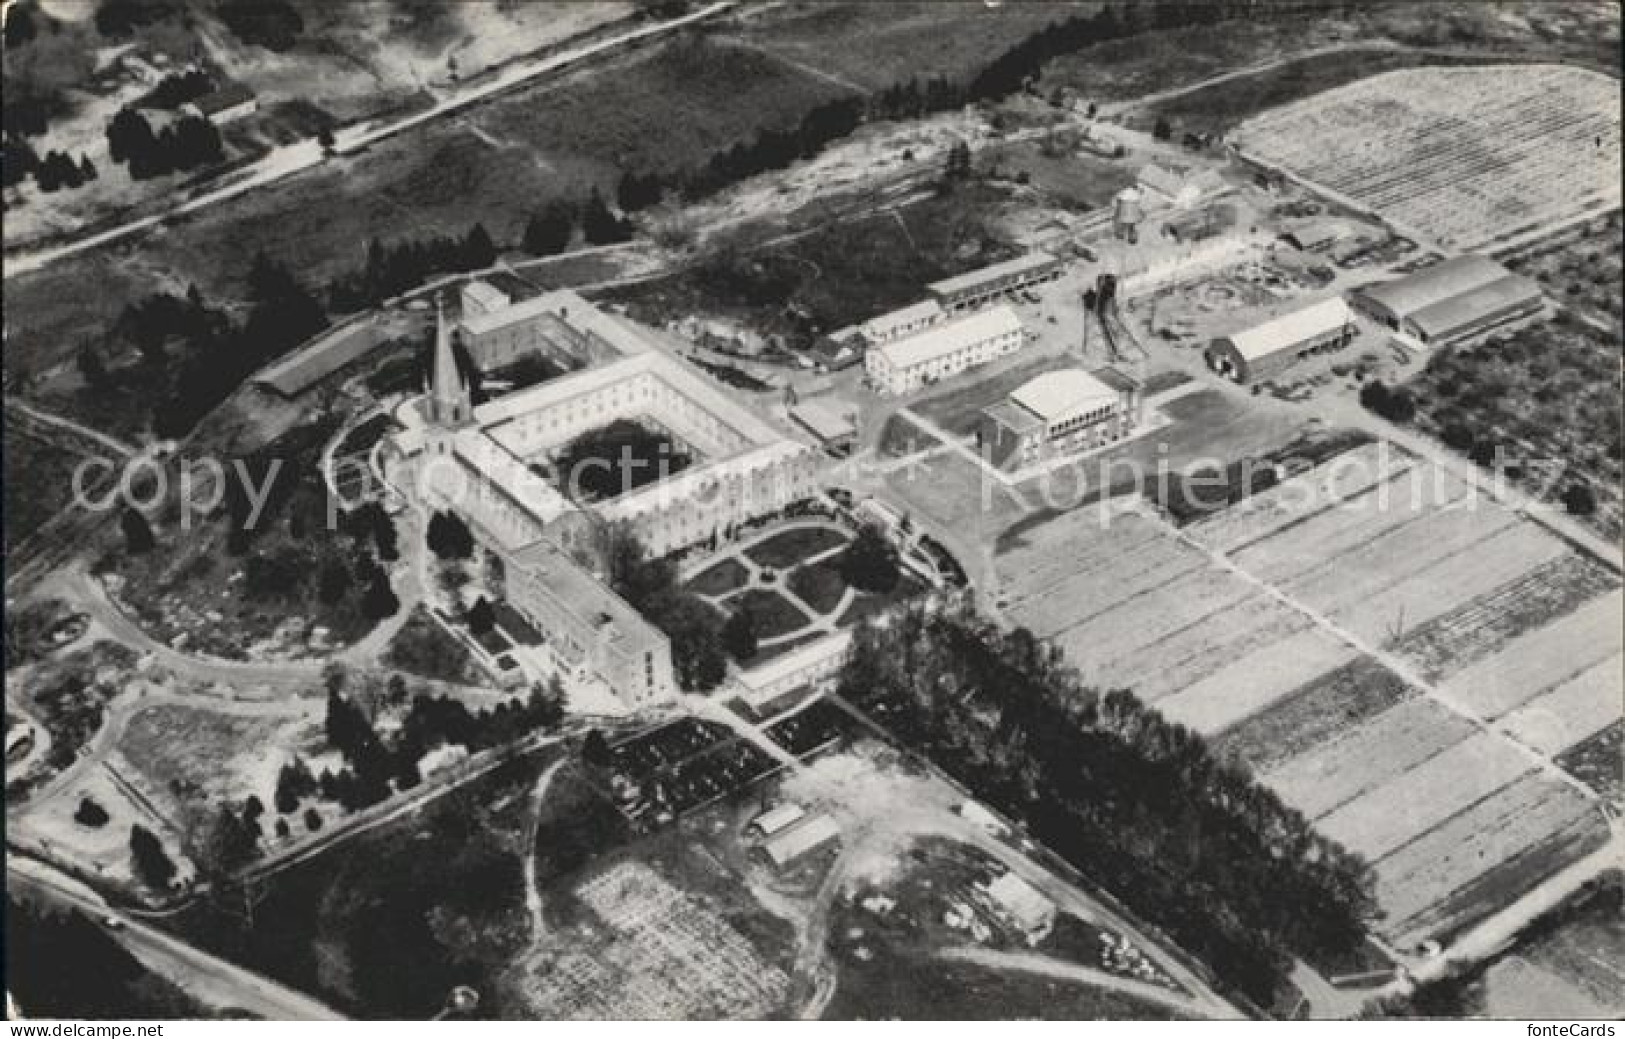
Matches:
[978,367,1142,470]
[1203,297,1357,384]
[760,814,840,869]
[865,305,1025,396]
[789,399,857,455]
[1348,255,1545,347]
[860,300,945,346]
[182,82,258,125]
[926,252,1063,312]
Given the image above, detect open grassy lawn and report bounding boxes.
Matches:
[608,184,1016,348]
[911,353,1080,436]
[1134,50,1503,137]
[788,561,848,616]
[725,588,811,641]
[744,526,849,571]
[686,557,751,598]
[476,34,858,178]
[729,2,1082,90]
[385,607,483,686]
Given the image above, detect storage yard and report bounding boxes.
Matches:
[1233,65,1621,250]
[995,444,1621,951]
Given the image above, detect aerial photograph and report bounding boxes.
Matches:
[2,0,1621,1025]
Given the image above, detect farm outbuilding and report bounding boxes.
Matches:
[760,814,840,868]
[1349,255,1546,347]
[1204,297,1356,384]
[748,803,806,838]
[981,872,1057,945]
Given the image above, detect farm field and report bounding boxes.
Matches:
[1233,65,1622,250]
[1433,591,1623,721]
[995,441,1619,955]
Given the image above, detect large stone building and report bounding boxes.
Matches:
[381,289,821,706]
[978,367,1142,470]
[864,305,1025,396]
[1204,297,1357,384]
[1348,255,1545,347]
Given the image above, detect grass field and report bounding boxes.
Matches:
[475,34,858,178]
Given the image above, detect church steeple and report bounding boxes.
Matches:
[429,297,471,427]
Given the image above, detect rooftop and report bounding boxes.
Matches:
[874,305,1023,372]
[862,300,943,339]
[927,252,1059,297]
[1009,368,1120,422]
[190,82,256,115]
[1222,297,1354,362]
[982,872,1055,931]
[1407,273,1544,340]
[1352,255,1516,320]
[750,803,807,837]
[790,399,857,443]
[761,814,841,867]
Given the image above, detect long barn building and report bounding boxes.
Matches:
[1349,255,1545,347]
[1204,297,1357,384]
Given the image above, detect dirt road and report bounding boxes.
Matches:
[8,855,345,1020]
[5,2,737,276]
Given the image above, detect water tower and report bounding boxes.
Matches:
[1112,186,1145,243]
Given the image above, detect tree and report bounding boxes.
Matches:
[581,187,630,245]
[4,1,38,48]
[316,126,335,153]
[129,825,175,890]
[583,728,612,767]
[943,139,973,182]
[840,524,900,594]
[1153,116,1174,140]
[426,510,474,560]
[1561,483,1597,516]
[317,558,351,604]
[1359,379,1415,424]
[462,223,496,269]
[523,201,574,256]
[202,806,260,877]
[76,342,109,389]
[78,154,97,181]
[720,607,758,661]
[274,757,315,814]
[74,797,110,828]
[467,596,495,636]
[361,570,400,620]
[274,818,291,839]
[657,594,727,691]
[120,507,155,554]
[304,807,323,832]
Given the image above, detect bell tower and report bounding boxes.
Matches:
[428,298,472,428]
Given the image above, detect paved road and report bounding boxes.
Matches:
[5,2,736,276]
[8,856,345,1020]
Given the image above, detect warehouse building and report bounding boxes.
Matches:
[865,305,1024,396]
[1348,255,1545,347]
[860,300,945,346]
[978,367,1141,469]
[926,252,1063,312]
[1204,297,1357,384]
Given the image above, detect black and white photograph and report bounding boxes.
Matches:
[2,0,1620,1026]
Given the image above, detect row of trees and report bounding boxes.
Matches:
[519,188,633,257]
[326,225,498,313]
[94,251,327,436]
[5,140,96,192]
[838,607,1377,1005]
[105,107,225,180]
[608,531,727,692]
